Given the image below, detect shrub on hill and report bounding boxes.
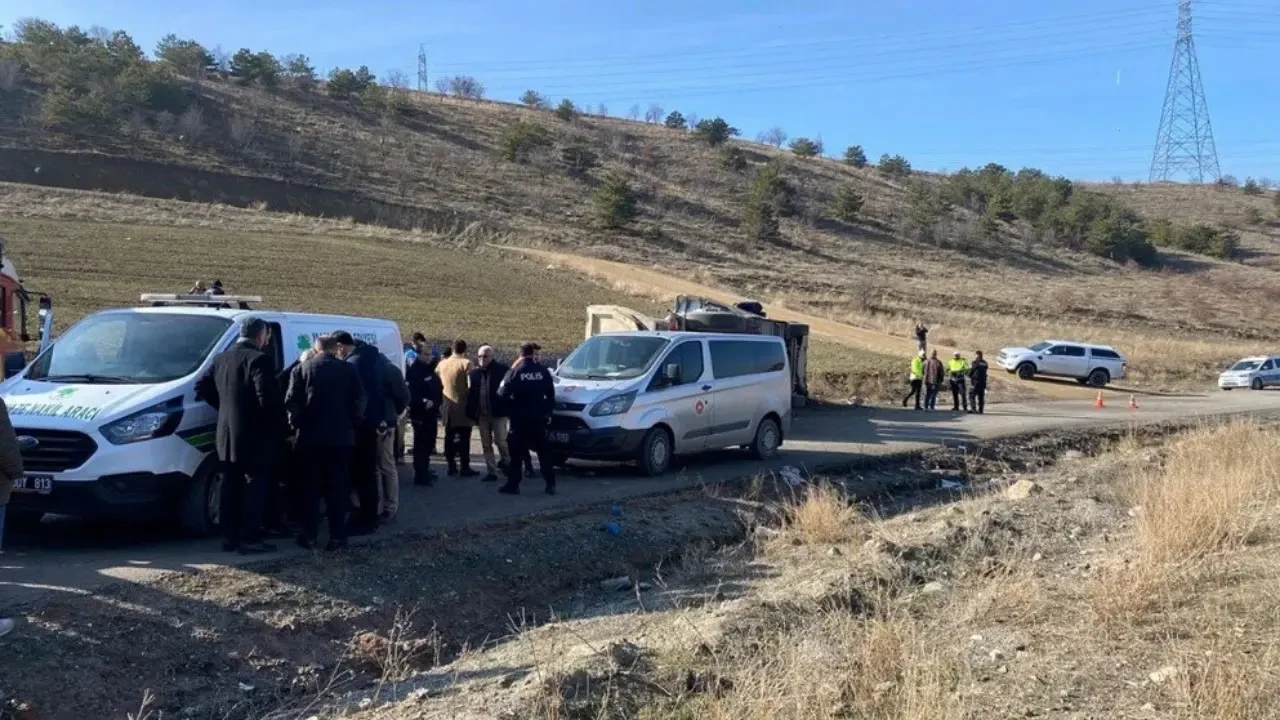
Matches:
[878,154,912,179]
[717,145,747,172]
[1243,178,1263,196]
[561,143,599,176]
[790,137,821,158]
[831,184,864,223]
[499,119,550,163]
[555,99,577,122]
[694,117,738,147]
[594,173,638,228]
[520,90,548,109]
[663,111,686,130]
[844,145,868,168]
[742,162,796,242]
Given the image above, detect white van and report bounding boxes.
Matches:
[0,294,403,534]
[549,331,792,476]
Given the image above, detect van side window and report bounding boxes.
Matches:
[710,340,786,379]
[260,322,284,373]
[1262,359,1275,371]
[651,341,704,389]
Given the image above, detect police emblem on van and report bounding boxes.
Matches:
[16,435,39,452]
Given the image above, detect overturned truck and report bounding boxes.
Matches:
[586,295,810,406]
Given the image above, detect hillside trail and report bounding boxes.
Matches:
[497,245,1103,402]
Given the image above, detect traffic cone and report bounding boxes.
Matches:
[1095,391,1105,409]
[1128,394,1139,410]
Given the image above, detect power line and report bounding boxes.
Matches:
[1150,0,1222,183]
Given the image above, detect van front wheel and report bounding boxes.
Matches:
[750,416,782,460]
[181,460,222,537]
[636,427,672,477]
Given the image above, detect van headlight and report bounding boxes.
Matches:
[590,391,637,417]
[101,398,184,445]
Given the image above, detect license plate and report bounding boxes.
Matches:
[550,431,570,443]
[13,474,53,495]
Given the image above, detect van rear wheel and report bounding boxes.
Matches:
[750,416,782,460]
[1252,378,1264,391]
[181,460,222,536]
[636,427,672,477]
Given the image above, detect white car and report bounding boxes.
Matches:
[1218,356,1280,391]
[996,341,1127,387]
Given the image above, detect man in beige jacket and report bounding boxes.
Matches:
[435,339,477,477]
[0,396,26,637]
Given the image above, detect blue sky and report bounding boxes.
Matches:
[4,0,1278,181]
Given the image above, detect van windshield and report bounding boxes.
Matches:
[558,335,669,380]
[1230,360,1262,372]
[26,312,233,384]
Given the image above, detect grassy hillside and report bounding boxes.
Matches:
[3,21,1280,388]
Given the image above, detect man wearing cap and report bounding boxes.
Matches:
[498,343,557,495]
[467,345,511,483]
[947,351,971,413]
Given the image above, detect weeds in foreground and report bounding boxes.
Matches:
[777,481,864,546]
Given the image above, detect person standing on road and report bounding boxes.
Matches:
[947,351,970,413]
[915,321,929,353]
[968,351,989,415]
[0,395,24,638]
[335,332,409,529]
[195,318,281,555]
[406,343,443,486]
[468,345,511,483]
[286,335,366,550]
[436,340,478,478]
[498,343,557,496]
[902,350,925,411]
[924,349,945,411]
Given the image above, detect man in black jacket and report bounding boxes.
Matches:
[195,318,281,555]
[285,335,366,550]
[497,343,557,496]
[467,345,511,483]
[406,344,443,486]
[968,351,989,415]
[335,331,409,534]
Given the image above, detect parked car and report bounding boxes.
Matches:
[1218,356,1280,391]
[996,341,1127,387]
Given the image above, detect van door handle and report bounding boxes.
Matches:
[702,384,713,391]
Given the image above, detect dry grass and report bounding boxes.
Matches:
[775,481,864,546]
[1093,421,1280,623]
[1173,642,1280,720]
[694,610,967,720]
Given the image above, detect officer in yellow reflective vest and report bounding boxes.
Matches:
[947,351,970,412]
[902,350,925,410]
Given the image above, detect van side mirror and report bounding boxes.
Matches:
[663,363,681,385]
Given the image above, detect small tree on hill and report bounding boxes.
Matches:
[844,145,868,168]
[645,104,664,123]
[499,119,549,163]
[326,68,364,99]
[229,49,281,88]
[154,34,214,79]
[627,104,641,121]
[663,110,686,129]
[878,154,912,179]
[717,145,747,172]
[520,90,548,109]
[443,75,484,99]
[694,117,738,146]
[831,184,864,223]
[1243,177,1263,196]
[758,126,787,148]
[741,162,796,242]
[555,99,577,121]
[281,54,317,91]
[905,181,947,241]
[562,143,599,176]
[790,137,820,158]
[594,173,638,228]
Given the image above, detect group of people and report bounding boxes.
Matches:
[196,319,559,555]
[904,323,989,414]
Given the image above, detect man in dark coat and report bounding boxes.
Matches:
[285,335,366,550]
[335,331,408,535]
[406,344,443,486]
[467,345,511,483]
[497,343,557,495]
[195,317,281,555]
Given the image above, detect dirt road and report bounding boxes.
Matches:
[499,245,1109,401]
[5,390,1279,608]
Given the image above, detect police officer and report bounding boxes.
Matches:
[968,351,989,415]
[497,343,556,496]
[947,351,970,413]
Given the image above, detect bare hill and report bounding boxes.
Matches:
[3,23,1280,388]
